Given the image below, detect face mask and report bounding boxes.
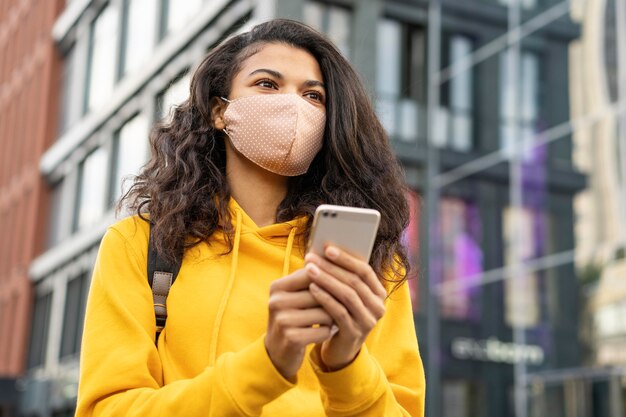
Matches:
[220,94,326,176]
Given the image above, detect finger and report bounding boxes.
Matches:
[269,290,320,311]
[309,283,359,332]
[305,258,386,320]
[270,268,311,292]
[320,247,388,299]
[306,264,377,329]
[284,326,333,345]
[274,308,334,328]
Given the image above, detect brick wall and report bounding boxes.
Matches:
[0,0,63,377]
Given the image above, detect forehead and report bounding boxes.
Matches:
[234,43,324,83]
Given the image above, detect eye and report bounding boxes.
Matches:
[255,79,278,89]
[305,91,325,102]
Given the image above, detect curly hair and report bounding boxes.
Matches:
[120,19,411,289]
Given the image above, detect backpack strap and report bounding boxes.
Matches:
[148,223,182,342]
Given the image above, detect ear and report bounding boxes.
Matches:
[210,96,227,130]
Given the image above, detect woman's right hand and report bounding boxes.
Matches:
[265,268,334,381]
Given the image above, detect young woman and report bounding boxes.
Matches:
[76,19,425,416]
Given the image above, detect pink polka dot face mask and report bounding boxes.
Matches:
[221,94,326,176]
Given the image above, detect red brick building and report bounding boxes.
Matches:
[0,0,62,415]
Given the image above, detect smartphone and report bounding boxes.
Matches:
[307,204,381,262]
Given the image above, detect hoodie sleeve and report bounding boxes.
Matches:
[75,226,294,417]
[308,278,426,417]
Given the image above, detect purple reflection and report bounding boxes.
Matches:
[521,129,547,260]
[440,198,483,320]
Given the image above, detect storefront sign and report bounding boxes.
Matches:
[451,337,545,365]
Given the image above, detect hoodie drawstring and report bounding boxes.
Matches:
[208,209,242,365]
[283,226,297,277]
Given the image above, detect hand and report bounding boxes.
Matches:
[304,247,388,371]
[265,268,334,381]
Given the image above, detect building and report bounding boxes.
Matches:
[19,0,589,416]
[0,1,64,416]
[570,0,626,414]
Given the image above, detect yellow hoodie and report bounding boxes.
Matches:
[75,199,425,416]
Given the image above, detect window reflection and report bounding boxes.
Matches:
[376,19,426,142]
[444,35,474,151]
[500,49,541,157]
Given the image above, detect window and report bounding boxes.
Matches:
[503,206,542,328]
[74,147,108,231]
[375,19,427,142]
[500,50,541,157]
[165,0,203,35]
[111,113,150,203]
[27,292,52,369]
[442,380,486,417]
[158,73,190,121]
[47,180,65,248]
[121,0,159,76]
[442,35,474,151]
[60,273,90,358]
[86,4,120,112]
[303,1,351,57]
[58,45,83,135]
[497,0,539,9]
[439,198,483,320]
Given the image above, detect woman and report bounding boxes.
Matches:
[76,19,425,416]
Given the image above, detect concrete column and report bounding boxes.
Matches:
[350,0,382,95]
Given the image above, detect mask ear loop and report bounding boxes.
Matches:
[219,97,232,136]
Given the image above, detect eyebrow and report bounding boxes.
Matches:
[248,68,325,89]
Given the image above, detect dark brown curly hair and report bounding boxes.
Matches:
[120,19,411,288]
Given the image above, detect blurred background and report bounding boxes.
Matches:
[0,0,624,416]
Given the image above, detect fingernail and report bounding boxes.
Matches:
[326,246,339,259]
[304,253,314,263]
[307,263,320,277]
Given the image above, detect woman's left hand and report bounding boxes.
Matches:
[304,246,388,371]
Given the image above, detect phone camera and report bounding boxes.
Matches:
[323,212,328,217]
[331,212,337,218]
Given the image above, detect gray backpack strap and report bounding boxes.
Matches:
[148,223,182,342]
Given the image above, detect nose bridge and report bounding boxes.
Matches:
[282,82,302,95]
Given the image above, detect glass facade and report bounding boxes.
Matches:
[20,0,626,416]
[376,19,427,143]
